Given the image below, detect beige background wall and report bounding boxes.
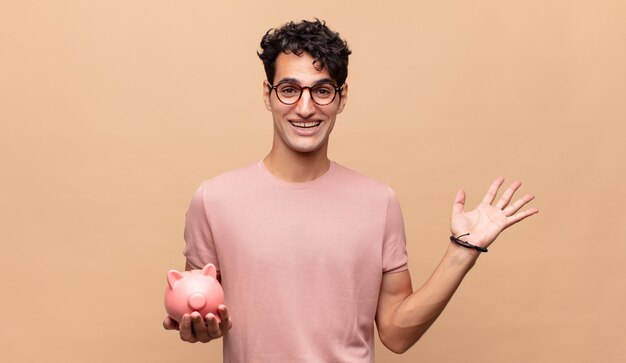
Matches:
[1,1,625,362]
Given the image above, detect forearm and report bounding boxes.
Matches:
[386,243,480,352]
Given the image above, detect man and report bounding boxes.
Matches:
[163,19,538,362]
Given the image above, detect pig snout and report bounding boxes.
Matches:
[188,292,207,311]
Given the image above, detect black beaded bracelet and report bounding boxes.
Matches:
[449,233,488,253]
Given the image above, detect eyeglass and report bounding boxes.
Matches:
[268,82,342,106]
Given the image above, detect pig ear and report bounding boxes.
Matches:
[201,263,217,279]
[167,270,184,289]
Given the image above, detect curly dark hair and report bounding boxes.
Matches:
[257,19,351,87]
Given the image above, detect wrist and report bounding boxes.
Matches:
[444,242,480,272]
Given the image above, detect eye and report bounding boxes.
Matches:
[278,84,300,96]
[313,85,334,97]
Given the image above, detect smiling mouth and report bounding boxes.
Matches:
[290,121,322,129]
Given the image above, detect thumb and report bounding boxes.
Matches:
[163,316,180,331]
[452,189,465,216]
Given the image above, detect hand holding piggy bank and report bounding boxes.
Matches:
[164,263,224,324]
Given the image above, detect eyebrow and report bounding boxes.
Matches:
[275,77,336,86]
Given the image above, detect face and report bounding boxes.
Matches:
[263,52,348,155]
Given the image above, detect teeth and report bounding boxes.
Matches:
[291,121,321,128]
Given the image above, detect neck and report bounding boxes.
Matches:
[263,145,330,183]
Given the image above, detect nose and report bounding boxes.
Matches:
[294,88,315,118]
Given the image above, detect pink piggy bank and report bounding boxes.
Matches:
[164,263,224,324]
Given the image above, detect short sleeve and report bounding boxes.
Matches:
[382,186,409,273]
[182,183,219,270]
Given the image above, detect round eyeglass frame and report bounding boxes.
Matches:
[268,82,343,106]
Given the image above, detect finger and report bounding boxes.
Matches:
[179,314,197,343]
[191,312,211,343]
[206,313,221,339]
[451,190,465,216]
[505,207,539,227]
[217,305,232,333]
[163,316,179,331]
[481,176,505,205]
[503,194,535,216]
[495,180,522,209]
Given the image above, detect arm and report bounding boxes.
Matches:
[162,260,232,343]
[375,177,538,353]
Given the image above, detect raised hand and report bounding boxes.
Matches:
[450,177,538,250]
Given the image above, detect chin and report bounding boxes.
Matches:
[287,141,326,154]
[290,145,323,154]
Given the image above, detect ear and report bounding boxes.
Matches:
[201,263,217,279]
[336,83,348,114]
[167,270,184,289]
[263,80,272,111]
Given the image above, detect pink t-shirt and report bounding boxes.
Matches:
[183,161,408,362]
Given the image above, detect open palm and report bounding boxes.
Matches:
[450,177,538,249]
